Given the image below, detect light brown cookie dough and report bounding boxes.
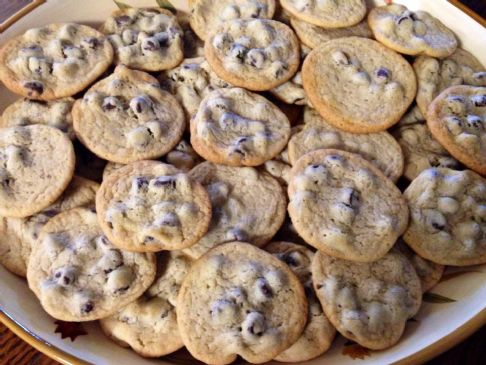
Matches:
[101,8,184,71]
[73,65,185,164]
[427,85,486,175]
[302,37,416,133]
[368,4,457,57]
[403,167,486,266]
[0,97,75,140]
[415,49,486,116]
[27,207,156,321]
[96,161,211,253]
[394,240,444,293]
[184,162,286,259]
[290,17,373,49]
[289,107,404,182]
[205,19,300,91]
[288,149,409,262]
[280,0,366,28]
[0,176,98,277]
[190,0,276,41]
[312,250,422,350]
[0,124,75,218]
[265,241,336,362]
[0,23,113,100]
[159,57,231,121]
[393,122,460,181]
[177,242,308,365]
[100,251,192,357]
[190,88,291,166]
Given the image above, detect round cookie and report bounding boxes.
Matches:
[368,4,457,58]
[159,57,231,121]
[184,162,286,259]
[190,87,291,166]
[393,122,460,181]
[96,160,211,252]
[290,17,373,49]
[265,241,336,362]
[205,19,300,91]
[27,207,156,321]
[100,251,192,357]
[302,37,417,133]
[403,167,486,266]
[288,149,409,262]
[427,85,486,175]
[280,0,366,28]
[0,23,113,100]
[0,97,75,140]
[395,239,444,293]
[101,8,184,72]
[289,107,404,182]
[312,250,422,350]
[177,242,308,365]
[0,176,99,277]
[190,0,276,41]
[414,49,486,116]
[0,124,75,218]
[72,65,185,164]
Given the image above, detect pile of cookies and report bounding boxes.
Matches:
[0,1,485,364]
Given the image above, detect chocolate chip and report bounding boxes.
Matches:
[63,276,71,285]
[115,15,132,26]
[100,235,109,245]
[144,236,154,243]
[230,44,248,63]
[304,284,314,298]
[153,177,176,188]
[115,286,129,293]
[233,148,245,156]
[83,37,99,49]
[257,278,273,298]
[282,252,299,267]
[102,98,119,111]
[43,209,58,217]
[23,81,44,95]
[81,301,94,313]
[466,115,483,129]
[472,95,486,107]
[432,222,445,230]
[155,33,169,47]
[343,189,360,208]
[236,137,248,144]
[376,67,390,79]
[135,176,149,190]
[142,39,160,51]
[28,99,47,105]
[55,272,61,278]
[274,65,287,79]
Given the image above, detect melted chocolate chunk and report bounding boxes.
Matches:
[23,81,44,95]
[257,278,273,298]
[115,15,132,26]
[472,95,486,107]
[153,177,176,188]
[81,301,94,314]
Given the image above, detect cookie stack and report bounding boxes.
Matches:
[0,1,485,364]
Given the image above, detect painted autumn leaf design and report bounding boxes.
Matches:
[423,292,457,303]
[113,0,131,9]
[54,320,88,342]
[342,341,371,360]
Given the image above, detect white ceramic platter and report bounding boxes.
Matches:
[0,1,485,364]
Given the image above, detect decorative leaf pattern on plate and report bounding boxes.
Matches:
[54,320,88,342]
[423,292,457,303]
[342,341,372,360]
[156,0,177,14]
[113,0,131,9]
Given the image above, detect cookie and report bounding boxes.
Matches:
[0,23,113,100]
[0,176,99,277]
[414,49,486,116]
[159,57,231,121]
[96,160,211,252]
[101,8,184,72]
[184,162,286,259]
[177,242,308,365]
[393,122,460,181]
[288,149,409,262]
[427,85,486,175]
[190,87,291,166]
[395,104,424,128]
[289,107,404,182]
[190,0,276,40]
[72,65,185,164]
[176,11,205,58]
[270,69,306,106]
[265,241,336,362]
[290,17,373,49]
[0,97,75,140]
[100,251,192,357]
[205,19,300,91]
[302,37,416,133]
[0,124,75,218]
[368,4,457,57]
[312,250,422,350]
[27,207,156,321]
[395,240,444,293]
[403,167,486,266]
[280,0,366,28]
